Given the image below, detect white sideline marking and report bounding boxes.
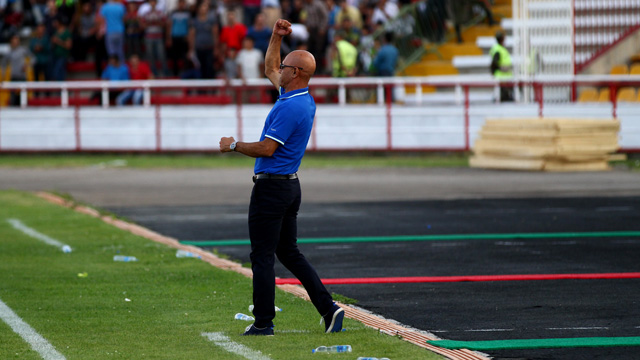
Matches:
[7,219,70,253]
[0,298,66,360]
[316,245,353,250]
[434,326,618,333]
[595,206,633,212]
[431,242,466,247]
[539,208,573,213]
[278,329,310,333]
[494,241,526,246]
[465,328,514,332]
[201,332,271,360]
[547,327,609,330]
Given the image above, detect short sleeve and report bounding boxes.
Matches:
[264,106,299,145]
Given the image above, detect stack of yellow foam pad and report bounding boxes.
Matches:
[469,118,621,171]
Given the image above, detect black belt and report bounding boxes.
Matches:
[253,173,298,183]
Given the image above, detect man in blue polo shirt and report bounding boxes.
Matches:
[219,18,344,337]
[100,0,126,63]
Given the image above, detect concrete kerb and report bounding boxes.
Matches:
[36,191,490,360]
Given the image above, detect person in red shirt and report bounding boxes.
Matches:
[220,12,247,56]
[116,54,153,106]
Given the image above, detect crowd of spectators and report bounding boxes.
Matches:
[1,0,418,91]
[0,0,504,108]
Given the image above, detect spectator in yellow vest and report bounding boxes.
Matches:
[331,31,357,77]
[490,31,513,102]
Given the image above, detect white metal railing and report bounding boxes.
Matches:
[511,0,640,81]
[4,75,640,108]
[573,0,640,71]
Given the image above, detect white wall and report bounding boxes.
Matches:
[1,103,638,151]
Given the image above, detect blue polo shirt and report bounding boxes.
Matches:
[100,2,125,35]
[254,87,315,175]
[373,44,399,76]
[101,64,130,81]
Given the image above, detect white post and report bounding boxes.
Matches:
[338,81,346,105]
[61,85,69,108]
[20,85,27,108]
[143,83,151,108]
[377,80,384,106]
[102,84,109,108]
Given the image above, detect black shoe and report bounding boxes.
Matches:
[321,304,344,333]
[242,324,274,336]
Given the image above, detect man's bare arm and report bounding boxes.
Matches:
[264,19,292,89]
[219,136,279,158]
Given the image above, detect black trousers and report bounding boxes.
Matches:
[248,178,333,328]
[169,36,189,77]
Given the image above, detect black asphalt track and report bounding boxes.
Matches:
[107,196,640,360]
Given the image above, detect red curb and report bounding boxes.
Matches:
[276,272,640,285]
[37,192,490,360]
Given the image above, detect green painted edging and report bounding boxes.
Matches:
[180,231,640,247]
[427,337,640,350]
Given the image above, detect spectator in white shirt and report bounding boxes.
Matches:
[236,35,263,80]
[371,0,398,27]
[236,35,264,103]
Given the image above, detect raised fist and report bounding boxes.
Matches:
[273,19,292,36]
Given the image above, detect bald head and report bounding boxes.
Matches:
[278,50,317,91]
[286,50,316,79]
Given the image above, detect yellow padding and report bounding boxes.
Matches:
[616,87,637,102]
[403,61,459,94]
[461,25,504,43]
[492,5,512,19]
[0,65,10,107]
[436,43,483,61]
[597,88,610,102]
[493,0,512,6]
[577,88,598,102]
[610,64,628,75]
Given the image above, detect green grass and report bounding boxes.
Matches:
[0,191,443,360]
[611,155,640,172]
[1,152,638,171]
[0,153,469,169]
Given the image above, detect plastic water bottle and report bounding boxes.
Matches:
[234,313,255,321]
[176,250,201,259]
[113,255,138,262]
[311,345,352,354]
[249,305,282,312]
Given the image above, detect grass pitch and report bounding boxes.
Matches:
[0,191,443,360]
[0,152,635,171]
[0,152,469,169]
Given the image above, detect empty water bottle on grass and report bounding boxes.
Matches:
[113,255,138,262]
[357,357,390,360]
[234,313,255,321]
[312,345,352,354]
[176,250,201,258]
